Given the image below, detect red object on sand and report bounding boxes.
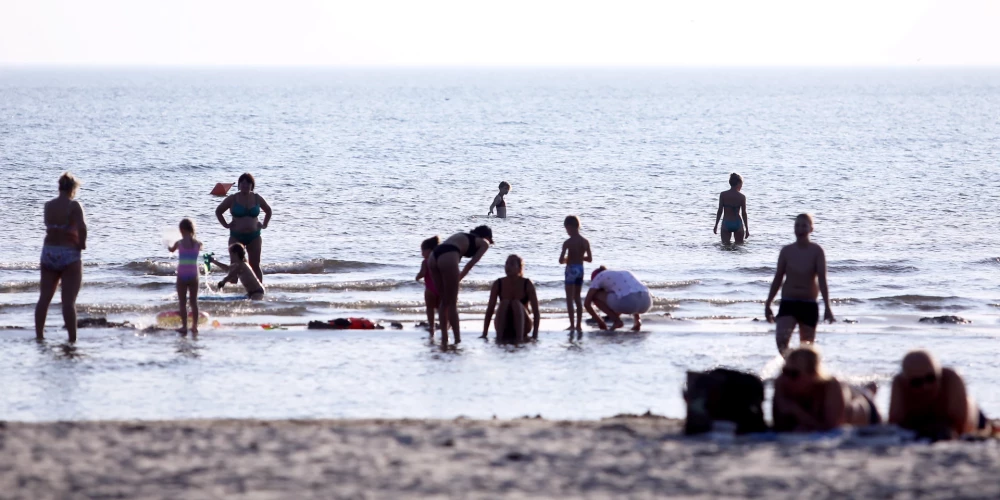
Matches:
[210,183,233,196]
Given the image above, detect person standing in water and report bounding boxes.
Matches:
[764,214,834,354]
[215,173,272,282]
[488,181,511,218]
[559,215,592,331]
[415,236,441,334]
[167,218,202,335]
[35,173,87,343]
[713,173,749,244]
[427,226,493,345]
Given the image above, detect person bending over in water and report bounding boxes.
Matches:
[167,218,203,335]
[713,172,749,244]
[773,347,881,432]
[488,181,511,218]
[585,266,652,331]
[428,226,493,344]
[215,172,272,283]
[210,243,265,300]
[36,172,87,343]
[415,236,441,334]
[764,214,834,354]
[559,215,592,331]
[482,254,540,343]
[889,350,991,440]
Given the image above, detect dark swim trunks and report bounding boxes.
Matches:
[776,299,819,328]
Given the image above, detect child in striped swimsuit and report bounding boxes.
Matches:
[167,218,203,335]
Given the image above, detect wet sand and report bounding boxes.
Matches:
[1,417,998,499]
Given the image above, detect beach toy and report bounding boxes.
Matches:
[203,252,214,272]
[261,323,287,330]
[210,183,233,196]
[156,310,210,328]
[212,320,221,328]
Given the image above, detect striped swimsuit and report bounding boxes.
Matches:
[177,242,200,282]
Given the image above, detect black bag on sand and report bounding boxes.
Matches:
[683,368,768,435]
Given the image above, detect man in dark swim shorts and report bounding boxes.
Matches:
[764,214,835,354]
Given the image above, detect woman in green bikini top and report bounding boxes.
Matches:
[215,172,272,282]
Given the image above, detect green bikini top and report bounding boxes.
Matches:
[232,196,261,218]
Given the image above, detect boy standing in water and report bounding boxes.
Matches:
[488,181,511,218]
[764,214,835,354]
[559,215,592,331]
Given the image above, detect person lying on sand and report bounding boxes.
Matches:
[888,350,991,440]
[773,347,881,432]
[764,214,834,354]
[584,266,651,331]
[210,243,265,300]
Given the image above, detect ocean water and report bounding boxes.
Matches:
[1,68,999,421]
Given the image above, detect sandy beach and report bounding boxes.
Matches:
[1,417,997,499]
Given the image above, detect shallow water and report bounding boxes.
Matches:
[1,68,999,420]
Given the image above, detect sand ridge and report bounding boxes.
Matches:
[1,417,999,499]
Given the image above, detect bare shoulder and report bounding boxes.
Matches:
[941,367,965,385]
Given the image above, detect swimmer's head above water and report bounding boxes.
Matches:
[498,181,511,194]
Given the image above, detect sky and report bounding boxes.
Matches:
[0,0,998,66]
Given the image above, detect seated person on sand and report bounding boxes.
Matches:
[482,254,540,343]
[773,347,881,432]
[888,350,991,440]
[584,266,652,331]
[209,243,265,300]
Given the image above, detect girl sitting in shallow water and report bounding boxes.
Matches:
[210,243,265,300]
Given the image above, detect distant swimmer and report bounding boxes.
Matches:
[889,350,992,440]
[764,214,834,354]
[585,266,652,331]
[773,347,881,432]
[713,172,748,244]
[215,172,272,283]
[488,181,511,218]
[167,218,203,335]
[211,243,265,300]
[415,236,441,334]
[427,226,493,344]
[35,173,87,343]
[559,215,592,331]
[482,254,540,343]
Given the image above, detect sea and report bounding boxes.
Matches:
[1,67,998,422]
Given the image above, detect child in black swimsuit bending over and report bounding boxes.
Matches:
[488,181,511,218]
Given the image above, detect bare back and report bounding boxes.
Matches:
[562,235,591,265]
[780,242,825,301]
[43,197,84,248]
[719,190,745,220]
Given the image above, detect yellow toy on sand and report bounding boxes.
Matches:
[156,310,211,328]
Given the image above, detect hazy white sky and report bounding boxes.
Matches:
[1,0,998,66]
